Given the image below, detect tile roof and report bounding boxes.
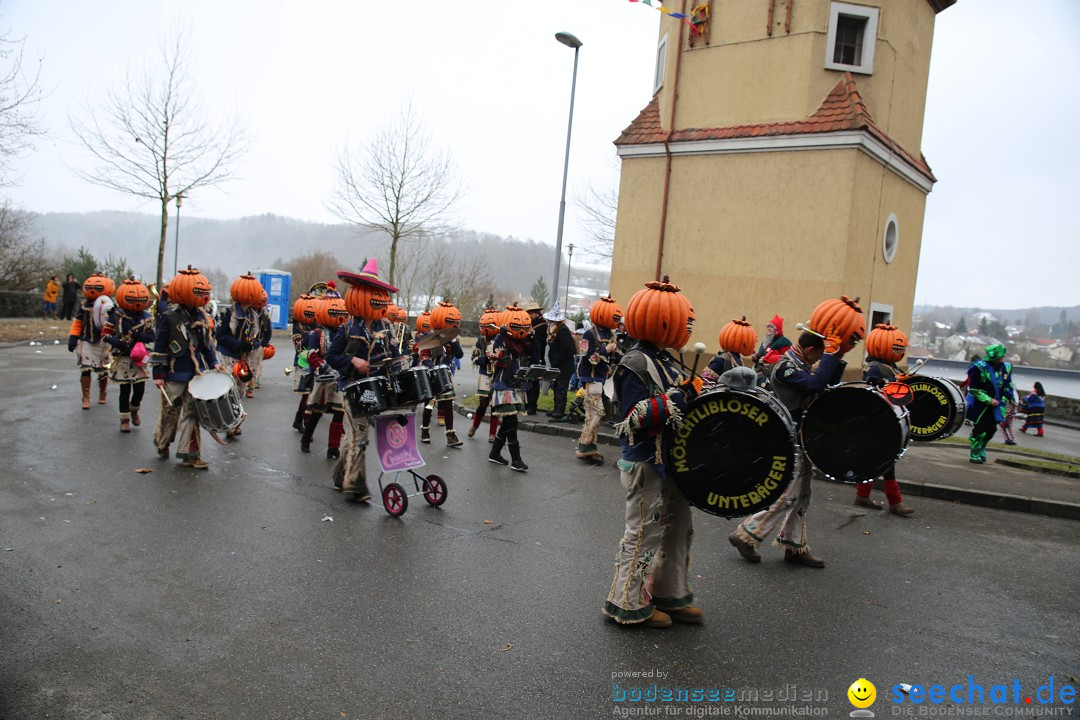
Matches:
[614,72,935,183]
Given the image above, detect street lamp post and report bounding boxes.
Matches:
[173,193,184,277]
[551,31,582,309]
[564,243,574,311]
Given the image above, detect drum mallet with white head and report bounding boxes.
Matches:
[795,322,826,339]
[690,342,707,377]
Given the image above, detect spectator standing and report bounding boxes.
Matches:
[60,274,80,320]
[43,276,60,319]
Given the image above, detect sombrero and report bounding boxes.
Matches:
[337,258,398,293]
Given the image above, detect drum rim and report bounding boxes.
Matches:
[188,371,235,399]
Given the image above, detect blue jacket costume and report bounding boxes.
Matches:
[613,341,693,463]
[576,326,620,384]
[151,306,218,382]
[324,317,399,389]
[216,304,262,360]
[105,307,155,358]
[490,331,530,392]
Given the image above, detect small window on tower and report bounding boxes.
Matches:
[825,2,878,75]
[654,34,668,93]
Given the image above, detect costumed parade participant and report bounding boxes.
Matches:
[729,321,853,568]
[575,296,623,465]
[854,324,915,516]
[299,290,349,458]
[290,291,320,432]
[67,272,116,410]
[965,344,1015,463]
[467,304,501,442]
[603,276,702,629]
[488,304,534,472]
[104,277,155,433]
[324,259,399,501]
[523,301,546,415]
[750,314,792,385]
[1019,381,1046,437]
[151,266,220,469]
[543,301,576,422]
[216,273,267,403]
[415,301,464,447]
[253,287,272,391]
[701,316,757,383]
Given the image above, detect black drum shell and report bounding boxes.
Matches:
[427,365,454,398]
[664,387,797,518]
[800,381,910,483]
[343,377,394,416]
[392,367,434,408]
[904,376,965,441]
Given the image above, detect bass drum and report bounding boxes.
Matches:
[904,376,965,441]
[188,371,245,433]
[801,382,910,483]
[664,387,797,518]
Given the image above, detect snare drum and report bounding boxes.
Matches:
[664,387,798,518]
[391,366,434,408]
[343,376,394,416]
[427,365,455,399]
[801,381,910,483]
[188,372,245,433]
[904,376,965,441]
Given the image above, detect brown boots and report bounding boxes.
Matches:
[80,375,91,409]
[98,376,108,404]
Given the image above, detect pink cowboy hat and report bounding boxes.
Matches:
[337,258,399,293]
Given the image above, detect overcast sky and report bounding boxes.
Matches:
[3,0,1078,310]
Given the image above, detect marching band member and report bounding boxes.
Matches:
[67,272,115,410]
[603,277,701,629]
[855,325,915,516]
[104,277,155,433]
[467,305,500,443]
[325,259,399,501]
[216,273,265,403]
[414,313,465,448]
[965,344,1016,464]
[488,306,534,472]
[729,329,848,568]
[543,301,576,422]
[290,291,320,432]
[300,290,349,458]
[575,296,624,465]
[152,266,220,470]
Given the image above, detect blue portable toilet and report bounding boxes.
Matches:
[256,269,291,330]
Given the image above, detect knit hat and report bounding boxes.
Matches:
[984,344,1007,361]
[769,315,784,335]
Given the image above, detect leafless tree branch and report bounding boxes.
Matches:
[0,24,47,187]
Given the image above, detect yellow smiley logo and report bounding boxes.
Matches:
[848,678,876,708]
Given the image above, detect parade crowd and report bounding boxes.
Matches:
[62,264,1045,631]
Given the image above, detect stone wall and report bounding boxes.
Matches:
[1045,395,1080,423]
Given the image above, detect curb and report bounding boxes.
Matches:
[455,401,1080,522]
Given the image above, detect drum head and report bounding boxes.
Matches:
[189,372,235,400]
[665,388,797,518]
[801,383,908,483]
[905,376,965,441]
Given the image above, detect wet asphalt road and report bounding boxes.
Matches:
[1,343,1078,719]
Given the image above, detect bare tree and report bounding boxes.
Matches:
[0,201,47,289]
[70,31,248,288]
[574,160,621,261]
[387,239,492,320]
[327,104,463,286]
[280,250,343,304]
[0,24,45,186]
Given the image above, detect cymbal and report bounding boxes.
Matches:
[416,328,460,350]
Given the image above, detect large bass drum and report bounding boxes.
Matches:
[904,376,965,441]
[188,371,245,433]
[801,381,910,483]
[664,387,797,518]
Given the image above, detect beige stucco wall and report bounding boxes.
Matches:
[611,148,927,360]
[654,0,937,152]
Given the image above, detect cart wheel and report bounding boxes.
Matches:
[382,483,408,517]
[423,474,448,507]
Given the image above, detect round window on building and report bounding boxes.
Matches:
[882,215,899,263]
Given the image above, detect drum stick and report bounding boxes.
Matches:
[906,356,932,376]
[795,322,826,339]
[690,342,706,377]
[159,383,173,406]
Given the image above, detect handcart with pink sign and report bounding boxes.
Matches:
[372,412,448,517]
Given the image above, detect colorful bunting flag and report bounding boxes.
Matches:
[628,0,699,31]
